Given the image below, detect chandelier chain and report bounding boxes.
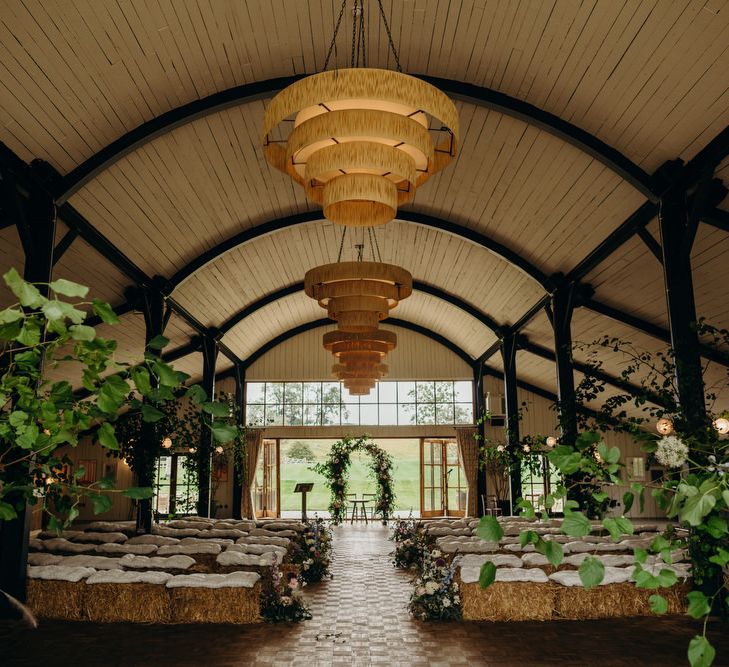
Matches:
[376,0,402,72]
[350,0,358,67]
[323,0,348,71]
[337,225,348,262]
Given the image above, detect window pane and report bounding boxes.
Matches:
[454,381,472,402]
[435,381,454,402]
[342,404,359,425]
[247,383,265,404]
[378,381,396,403]
[246,404,265,426]
[265,382,283,404]
[455,403,473,424]
[359,384,377,403]
[398,381,416,403]
[341,386,359,405]
[284,403,302,426]
[416,403,435,425]
[416,381,434,403]
[322,403,340,426]
[303,404,321,426]
[265,404,283,426]
[398,402,416,425]
[360,403,378,424]
[303,382,322,403]
[379,403,397,425]
[436,403,454,424]
[322,382,341,404]
[284,382,303,405]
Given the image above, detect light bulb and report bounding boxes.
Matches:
[714,418,729,435]
[162,437,172,449]
[215,446,224,454]
[656,418,674,435]
[189,447,196,454]
[545,436,557,448]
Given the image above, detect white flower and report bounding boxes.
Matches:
[496,444,506,452]
[655,435,689,469]
[425,581,439,595]
[442,598,451,607]
[432,549,441,558]
[281,596,292,606]
[522,444,530,453]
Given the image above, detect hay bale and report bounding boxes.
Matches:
[27,579,86,620]
[554,583,688,620]
[42,538,96,554]
[460,581,556,621]
[84,571,171,623]
[71,531,127,544]
[168,582,261,624]
[127,535,179,546]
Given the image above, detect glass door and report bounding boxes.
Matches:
[253,439,280,518]
[154,454,198,518]
[420,439,467,517]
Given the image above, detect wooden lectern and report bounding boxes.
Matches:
[293,483,314,522]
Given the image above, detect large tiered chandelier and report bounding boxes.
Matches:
[262,0,459,228]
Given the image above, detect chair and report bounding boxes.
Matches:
[480,494,503,517]
[348,494,369,524]
[362,492,377,520]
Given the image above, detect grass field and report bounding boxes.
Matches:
[280,438,421,512]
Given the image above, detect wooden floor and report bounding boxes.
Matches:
[2,524,729,666]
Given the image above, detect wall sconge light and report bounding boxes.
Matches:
[162,437,173,449]
[545,436,557,448]
[714,417,729,435]
[215,446,224,454]
[656,418,674,435]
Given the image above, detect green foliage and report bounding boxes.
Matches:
[578,556,604,591]
[649,594,668,615]
[688,636,715,667]
[478,561,496,589]
[476,515,503,542]
[286,441,316,462]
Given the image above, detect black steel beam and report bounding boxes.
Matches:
[473,361,488,517]
[703,207,729,233]
[501,330,522,504]
[197,333,218,518]
[636,227,663,264]
[232,363,245,520]
[169,211,550,292]
[52,228,79,266]
[55,75,656,204]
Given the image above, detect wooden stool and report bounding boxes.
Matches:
[349,499,369,524]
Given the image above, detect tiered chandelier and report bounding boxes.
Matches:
[263,0,458,394]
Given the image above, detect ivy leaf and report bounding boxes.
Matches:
[89,494,113,515]
[123,487,154,500]
[516,497,536,520]
[708,547,729,568]
[0,501,18,521]
[16,320,41,346]
[0,308,23,324]
[723,490,729,508]
[130,366,152,396]
[4,268,43,308]
[634,547,648,565]
[592,491,608,504]
[202,401,232,418]
[211,423,238,443]
[476,515,503,542]
[520,530,539,547]
[92,298,119,324]
[598,442,620,464]
[146,335,170,351]
[705,515,728,539]
[97,422,119,451]
[686,591,711,620]
[649,594,668,615]
[97,475,116,489]
[622,491,634,514]
[543,539,564,566]
[49,278,88,298]
[141,404,166,423]
[681,488,717,527]
[688,636,715,667]
[579,556,604,591]
[69,324,96,341]
[153,361,180,387]
[185,384,207,405]
[478,561,496,589]
[562,512,591,537]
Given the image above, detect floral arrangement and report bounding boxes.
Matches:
[260,552,311,623]
[291,517,333,584]
[390,516,432,570]
[408,548,461,621]
[313,435,395,524]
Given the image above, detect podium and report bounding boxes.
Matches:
[293,483,314,522]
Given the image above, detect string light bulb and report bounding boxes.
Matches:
[545,436,557,448]
[162,437,172,449]
[714,417,729,435]
[656,418,674,435]
[215,446,224,454]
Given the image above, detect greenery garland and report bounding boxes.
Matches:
[313,435,395,524]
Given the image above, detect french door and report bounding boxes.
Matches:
[253,439,280,518]
[154,454,198,518]
[420,439,466,517]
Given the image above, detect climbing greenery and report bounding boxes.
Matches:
[0,269,238,531]
[313,434,395,524]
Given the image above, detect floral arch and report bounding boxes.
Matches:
[314,435,395,525]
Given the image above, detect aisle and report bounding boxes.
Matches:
[2,524,728,666]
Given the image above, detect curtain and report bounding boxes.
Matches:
[455,426,479,517]
[241,429,263,519]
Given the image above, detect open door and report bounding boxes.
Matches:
[154,454,198,518]
[420,439,466,517]
[253,439,280,518]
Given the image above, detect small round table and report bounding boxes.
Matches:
[349,499,370,524]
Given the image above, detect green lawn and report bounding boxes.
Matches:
[280,438,421,512]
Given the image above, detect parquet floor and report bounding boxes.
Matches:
[2,524,729,666]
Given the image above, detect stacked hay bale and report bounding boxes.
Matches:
[26,565,95,620]
[167,572,262,623]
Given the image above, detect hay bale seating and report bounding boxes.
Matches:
[71,531,128,544]
[127,534,179,546]
[157,543,222,571]
[26,566,95,620]
[120,553,196,573]
[167,572,262,624]
[84,570,172,623]
[41,538,96,555]
[96,542,159,555]
[84,521,136,535]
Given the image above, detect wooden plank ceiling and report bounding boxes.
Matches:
[0,0,727,402]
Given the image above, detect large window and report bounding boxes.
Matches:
[246,380,473,427]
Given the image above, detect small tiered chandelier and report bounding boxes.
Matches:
[262,0,459,228]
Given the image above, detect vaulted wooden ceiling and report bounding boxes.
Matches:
[0,0,727,411]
